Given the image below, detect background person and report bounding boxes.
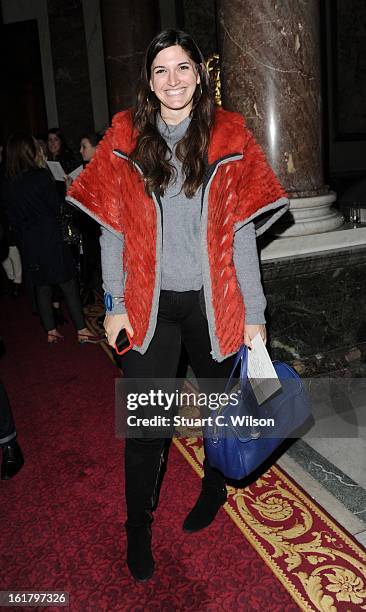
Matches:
[1,133,103,345]
[79,132,102,164]
[0,143,22,297]
[0,337,24,480]
[0,381,24,480]
[47,127,78,175]
[78,133,103,305]
[47,128,81,266]
[0,205,22,298]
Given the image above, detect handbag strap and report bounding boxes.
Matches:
[224,344,249,393]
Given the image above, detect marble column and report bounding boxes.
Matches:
[100,0,160,117]
[216,0,343,236]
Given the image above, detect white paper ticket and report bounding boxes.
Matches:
[247,333,282,404]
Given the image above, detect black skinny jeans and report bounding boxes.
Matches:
[122,290,235,379]
[36,277,85,332]
[120,290,236,524]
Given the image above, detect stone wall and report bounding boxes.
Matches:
[182,0,217,58]
[47,0,94,148]
[262,247,366,374]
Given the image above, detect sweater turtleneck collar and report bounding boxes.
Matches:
[156,114,191,146]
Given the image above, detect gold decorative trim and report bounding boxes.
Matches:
[206,53,222,107]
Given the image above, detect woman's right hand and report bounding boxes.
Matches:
[103,313,134,348]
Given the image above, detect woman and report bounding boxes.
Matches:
[48,128,81,266]
[78,133,103,305]
[1,133,103,344]
[68,29,289,581]
[0,143,22,298]
[79,133,103,164]
[47,128,77,175]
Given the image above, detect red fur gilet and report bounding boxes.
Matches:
[68,108,287,358]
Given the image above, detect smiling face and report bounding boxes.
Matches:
[150,45,200,124]
[80,138,96,162]
[47,133,62,157]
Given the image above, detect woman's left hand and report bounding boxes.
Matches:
[244,324,266,349]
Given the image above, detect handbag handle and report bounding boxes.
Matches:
[210,345,258,440]
[225,344,249,394]
[225,344,261,439]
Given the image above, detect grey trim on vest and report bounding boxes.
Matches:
[200,154,243,362]
[113,149,142,171]
[234,196,290,237]
[0,431,17,445]
[201,165,289,362]
[66,195,123,239]
[132,191,163,355]
[111,149,164,355]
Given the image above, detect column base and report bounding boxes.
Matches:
[274,192,344,237]
[260,223,366,261]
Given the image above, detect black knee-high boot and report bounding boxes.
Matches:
[124,437,166,581]
[182,454,227,533]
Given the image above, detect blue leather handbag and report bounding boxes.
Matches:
[204,345,311,480]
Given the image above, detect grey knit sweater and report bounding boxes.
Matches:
[100,115,267,323]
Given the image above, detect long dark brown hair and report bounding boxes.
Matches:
[5,132,39,179]
[132,29,214,198]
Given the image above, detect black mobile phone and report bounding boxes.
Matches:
[115,328,132,355]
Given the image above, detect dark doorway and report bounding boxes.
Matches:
[0,19,47,144]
